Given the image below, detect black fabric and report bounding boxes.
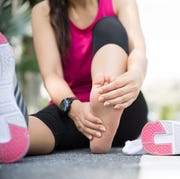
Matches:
[93,16,129,55]
[31,92,147,150]
[31,16,148,150]
[31,105,89,150]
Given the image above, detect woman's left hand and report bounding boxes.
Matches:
[97,71,142,110]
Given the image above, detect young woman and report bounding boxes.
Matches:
[29,0,148,154]
[0,0,148,163]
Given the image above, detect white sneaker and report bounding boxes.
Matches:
[0,33,29,163]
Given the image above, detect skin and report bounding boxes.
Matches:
[28,0,147,154]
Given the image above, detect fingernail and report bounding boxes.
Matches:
[89,136,92,140]
[104,101,110,106]
[96,132,101,137]
[100,127,106,132]
[114,105,120,109]
[98,96,104,102]
[97,120,103,124]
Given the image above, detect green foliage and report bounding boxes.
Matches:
[16,36,39,76]
[0,0,31,37]
[0,0,39,76]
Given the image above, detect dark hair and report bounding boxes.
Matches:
[48,0,70,60]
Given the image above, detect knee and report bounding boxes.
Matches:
[90,142,111,154]
[93,16,129,55]
[28,116,55,155]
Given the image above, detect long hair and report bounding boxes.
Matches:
[48,0,70,60]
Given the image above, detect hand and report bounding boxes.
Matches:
[69,101,106,140]
[97,71,142,110]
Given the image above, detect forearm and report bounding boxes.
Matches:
[116,0,147,85]
[127,47,148,86]
[44,73,76,106]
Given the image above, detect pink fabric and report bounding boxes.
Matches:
[62,0,116,102]
[0,33,8,44]
[0,125,29,163]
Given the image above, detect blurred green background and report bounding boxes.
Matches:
[0,0,180,120]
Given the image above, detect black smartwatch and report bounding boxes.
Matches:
[59,97,78,114]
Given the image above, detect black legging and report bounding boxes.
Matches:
[92,16,148,146]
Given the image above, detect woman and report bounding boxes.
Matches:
[0,0,148,163]
[29,0,148,153]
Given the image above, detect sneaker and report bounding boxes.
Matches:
[0,33,29,163]
[141,120,180,155]
[122,137,147,155]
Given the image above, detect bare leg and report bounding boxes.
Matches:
[28,116,55,155]
[90,44,127,153]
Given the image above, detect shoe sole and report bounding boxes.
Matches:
[141,120,180,155]
[0,42,29,163]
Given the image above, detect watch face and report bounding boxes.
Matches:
[59,97,77,113]
[60,98,71,113]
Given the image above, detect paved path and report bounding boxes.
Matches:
[1,148,180,179]
[0,148,141,179]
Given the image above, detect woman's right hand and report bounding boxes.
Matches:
[69,100,106,140]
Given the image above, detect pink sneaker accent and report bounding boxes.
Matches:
[0,124,29,163]
[141,121,172,155]
[0,33,8,44]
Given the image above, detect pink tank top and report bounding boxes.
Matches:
[63,0,116,102]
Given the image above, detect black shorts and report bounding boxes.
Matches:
[31,92,148,150]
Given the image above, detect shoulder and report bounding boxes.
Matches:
[31,0,49,19]
[112,0,137,12]
[112,0,118,14]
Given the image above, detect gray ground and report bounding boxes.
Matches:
[0,148,141,179]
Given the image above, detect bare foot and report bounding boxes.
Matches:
[90,73,123,153]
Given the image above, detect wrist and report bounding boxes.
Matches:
[128,49,147,82]
[59,97,79,115]
[68,99,82,119]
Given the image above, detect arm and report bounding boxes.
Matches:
[98,0,148,109]
[31,2,74,106]
[31,1,104,139]
[117,0,147,84]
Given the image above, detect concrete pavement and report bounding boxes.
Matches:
[0,148,141,179]
[2,148,180,179]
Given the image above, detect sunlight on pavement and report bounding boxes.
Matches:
[138,155,180,179]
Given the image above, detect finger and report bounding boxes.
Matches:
[86,114,103,124]
[103,92,134,107]
[114,100,133,110]
[104,75,111,84]
[99,85,131,102]
[99,78,127,93]
[83,119,106,132]
[83,132,93,140]
[82,127,102,138]
[77,124,93,140]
